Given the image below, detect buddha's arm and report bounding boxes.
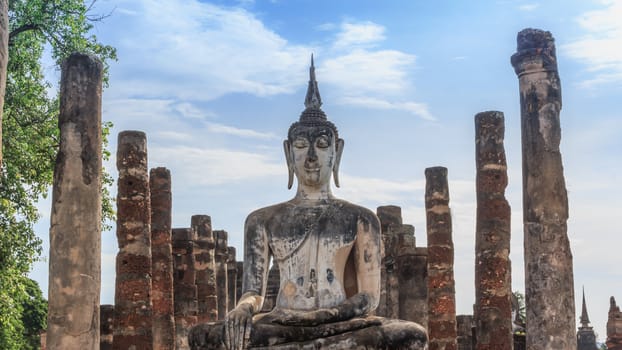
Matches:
[224,213,270,350]
[353,214,381,311]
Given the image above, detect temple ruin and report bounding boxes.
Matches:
[44,28,615,350]
[608,297,622,350]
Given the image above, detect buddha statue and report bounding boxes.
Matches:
[189,57,427,350]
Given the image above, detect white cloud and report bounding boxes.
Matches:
[334,21,386,49]
[339,96,435,120]
[321,49,415,94]
[518,3,540,11]
[206,122,279,140]
[151,145,283,185]
[107,0,312,101]
[564,1,622,86]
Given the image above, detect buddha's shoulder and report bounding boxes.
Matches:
[244,201,293,224]
[330,198,377,218]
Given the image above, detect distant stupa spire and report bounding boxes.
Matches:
[304,54,323,111]
[580,286,591,327]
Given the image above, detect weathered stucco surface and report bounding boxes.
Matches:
[47,53,103,350]
[511,28,576,350]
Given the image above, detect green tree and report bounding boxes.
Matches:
[0,1,116,348]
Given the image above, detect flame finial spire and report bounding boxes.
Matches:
[580,286,591,326]
[304,54,323,111]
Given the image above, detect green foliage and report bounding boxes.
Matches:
[0,1,116,348]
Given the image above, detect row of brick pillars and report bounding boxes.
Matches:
[111,131,241,350]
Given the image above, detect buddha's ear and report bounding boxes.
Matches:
[333,138,344,188]
[284,139,295,189]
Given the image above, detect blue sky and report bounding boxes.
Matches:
[30,0,622,342]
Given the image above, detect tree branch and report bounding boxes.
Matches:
[9,24,40,44]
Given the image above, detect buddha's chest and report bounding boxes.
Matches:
[266,207,358,263]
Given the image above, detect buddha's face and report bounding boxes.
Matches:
[289,125,336,188]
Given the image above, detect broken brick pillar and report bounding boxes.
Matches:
[113,131,153,350]
[191,215,218,322]
[150,167,175,350]
[607,296,622,350]
[213,230,230,318]
[474,111,513,349]
[47,53,103,350]
[376,205,402,318]
[456,315,474,350]
[425,166,457,350]
[511,28,576,350]
[100,305,114,350]
[236,261,244,304]
[227,247,238,312]
[172,228,198,350]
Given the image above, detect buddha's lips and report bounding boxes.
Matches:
[304,167,320,172]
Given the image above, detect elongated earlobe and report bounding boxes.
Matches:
[333,138,344,188]
[284,140,295,189]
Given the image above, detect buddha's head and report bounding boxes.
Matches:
[284,56,344,190]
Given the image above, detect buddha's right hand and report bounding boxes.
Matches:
[224,303,253,350]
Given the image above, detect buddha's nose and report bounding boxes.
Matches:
[306,145,318,161]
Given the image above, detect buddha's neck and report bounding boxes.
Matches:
[295,184,333,201]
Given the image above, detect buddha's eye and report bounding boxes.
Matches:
[293,138,309,149]
[316,136,329,148]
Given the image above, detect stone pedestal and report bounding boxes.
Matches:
[173,228,198,350]
[47,53,103,350]
[113,131,153,350]
[474,111,512,349]
[511,28,576,350]
[425,166,457,350]
[150,167,175,350]
[192,215,218,322]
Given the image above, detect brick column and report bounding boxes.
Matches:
[47,53,103,350]
[100,305,114,350]
[227,247,238,312]
[376,205,402,318]
[456,315,474,350]
[395,224,418,322]
[191,215,218,322]
[425,166,457,350]
[113,131,153,350]
[474,111,513,349]
[414,247,429,330]
[213,230,230,318]
[150,167,175,350]
[172,228,198,350]
[511,28,576,349]
[236,261,244,304]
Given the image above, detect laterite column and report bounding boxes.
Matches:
[425,166,457,350]
[511,28,576,350]
[113,131,153,349]
[150,167,175,350]
[474,111,512,349]
[47,53,103,350]
[192,215,218,322]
